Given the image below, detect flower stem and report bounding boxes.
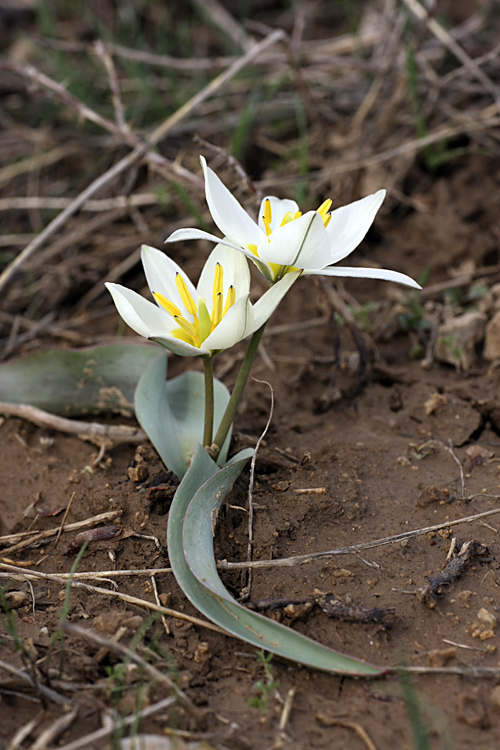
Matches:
[202,356,214,449]
[210,322,267,462]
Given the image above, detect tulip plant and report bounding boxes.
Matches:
[105,157,421,675]
[108,157,419,467]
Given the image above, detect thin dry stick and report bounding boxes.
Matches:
[315,716,377,750]
[0,61,166,161]
[151,574,170,636]
[8,718,38,749]
[35,20,382,69]
[402,0,500,111]
[387,665,500,676]
[0,194,160,212]
[93,40,128,132]
[54,491,75,549]
[0,510,121,556]
[0,402,147,448]
[444,440,465,498]
[0,563,226,635]
[263,113,500,190]
[278,687,296,732]
[219,506,500,571]
[0,28,285,293]
[55,696,176,750]
[190,0,252,52]
[0,658,70,707]
[30,707,79,750]
[242,379,274,602]
[0,145,75,188]
[64,622,202,722]
[0,565,172,580]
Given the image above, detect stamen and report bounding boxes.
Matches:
[212,262,223,304]
[317,199,332,217]
[174,315,200,346]
[263,199,272,236]
[222,285,236,317]
[323,213,332,228]
[153,292,182,318]
[175,273,197,316]
[171,327,194,346]
[211,292,223,330]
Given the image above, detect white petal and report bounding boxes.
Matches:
[258,196,300,233]
[165,227,249,255]
[325,190,386,263]
[200,156,263,248]
[106,283,173,338]
[203,295,253,351]
[252,271,302,328]
[166,227,222,245]
[197,244,250,301]
[141,245,197,313]
[148,335,204,357]
[257,212,331,269]
[312,266,422,289]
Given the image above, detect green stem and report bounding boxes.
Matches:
[202,356,214,449]
[210,322,267,462]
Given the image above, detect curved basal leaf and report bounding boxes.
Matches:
[134,354,231,479]
[168,446,383,676]
[0,343,159,417]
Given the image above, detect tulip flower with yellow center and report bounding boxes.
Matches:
[166,156,421,290]
[106,244,299,357]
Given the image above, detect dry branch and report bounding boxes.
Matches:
[0,29,285,293]
[0,402,147,448]
[0,510,122,556]
[219,507,500,571]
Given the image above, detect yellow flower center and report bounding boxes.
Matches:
[248,198,332,281]
[153,263,235,349]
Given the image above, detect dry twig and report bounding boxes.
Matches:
[0,402,147,449]
[219,507,500,571]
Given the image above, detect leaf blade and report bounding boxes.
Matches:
[168,447,383,676]
[0,343,159,417]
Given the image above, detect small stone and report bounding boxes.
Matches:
[478,608,497,629]
[457,692,489,728]
[484,309,500,360]
[479,630,495,641]
[435,311,486,369]
[490,685,500,712]
[417,485,449,508]
[159,593,171,607]
[427,647,457,667]
[128,463,149,482]
[4,591,28,609]
[193,641,212,664]
[424,392,447,415]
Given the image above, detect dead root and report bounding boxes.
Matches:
[418,540,490,607]
[247,591,395,626]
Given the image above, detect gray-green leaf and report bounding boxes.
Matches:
[168,446,383,676]
[0,343,159,416]
[134,353,231,479]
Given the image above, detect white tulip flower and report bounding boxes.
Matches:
[106,244,299,357]
[166,156,421,290]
